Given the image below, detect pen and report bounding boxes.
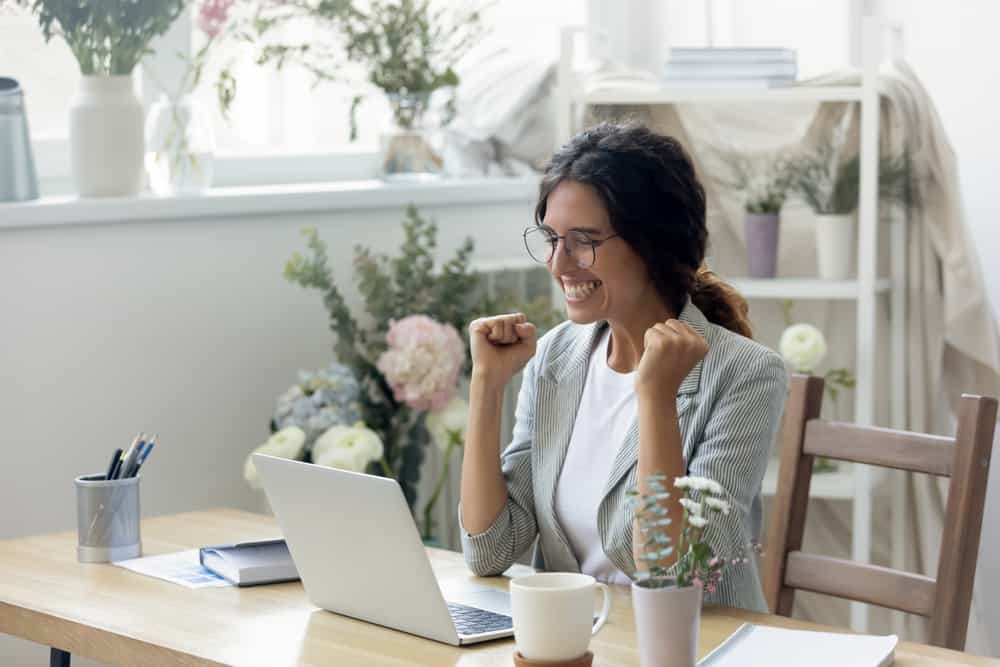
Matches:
[130,437,157,477]
[115,433,144,480]
[104,448,123,480]
[109,453,124,480]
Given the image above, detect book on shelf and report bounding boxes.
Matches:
[669,47,797,64]
[664,61,798,79]
[698,623,897,667]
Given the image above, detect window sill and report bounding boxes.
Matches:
[0,176,539,230]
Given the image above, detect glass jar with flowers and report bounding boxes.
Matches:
[145,0,239,195]
[242,0,484,180]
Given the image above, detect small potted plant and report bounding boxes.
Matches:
[629,473,738,667]
[795,137,918,280]
[14,0,185,196]
[719,149,797,279]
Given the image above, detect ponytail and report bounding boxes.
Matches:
[690,269,753,339]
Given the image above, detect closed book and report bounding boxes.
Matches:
[669,47,797,64]
[698,623,897,667]
[198,538,299,586]
[664,61,798,79]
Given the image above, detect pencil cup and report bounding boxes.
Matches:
[75,473,142,563]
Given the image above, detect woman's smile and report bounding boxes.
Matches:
[562,278,603,303]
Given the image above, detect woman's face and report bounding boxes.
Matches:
[541,180,657,325]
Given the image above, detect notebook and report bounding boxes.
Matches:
[698,623,897,667]
[198,538,299,586]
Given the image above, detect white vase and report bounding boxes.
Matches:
[815,213,856,280]
[69,75,145,197]
[632,580,702,667]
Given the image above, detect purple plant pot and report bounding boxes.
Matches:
[744,212,780,278]
[632,580,702,667]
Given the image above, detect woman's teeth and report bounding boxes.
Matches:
[565,280,602,301]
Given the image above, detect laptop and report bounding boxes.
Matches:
[253,453,515,645]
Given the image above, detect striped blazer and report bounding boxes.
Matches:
[460,299,788,612]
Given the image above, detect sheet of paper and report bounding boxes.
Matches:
[699,623,897,667]
[113,549,232,589]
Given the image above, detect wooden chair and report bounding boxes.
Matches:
[763,374,997,650]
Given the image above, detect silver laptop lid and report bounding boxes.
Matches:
[253,454,460,644]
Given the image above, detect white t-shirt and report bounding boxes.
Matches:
[554,328,636,586]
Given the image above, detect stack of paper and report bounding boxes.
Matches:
[698,623,897,666]
[663,48,798,89]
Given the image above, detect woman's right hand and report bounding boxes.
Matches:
[468,313,537,387]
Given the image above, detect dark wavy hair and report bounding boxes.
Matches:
[534,120,752,338]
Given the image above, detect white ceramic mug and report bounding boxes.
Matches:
[510,572,611,662]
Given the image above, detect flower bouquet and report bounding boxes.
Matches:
[631,474,743,591]
[252,205,560,541]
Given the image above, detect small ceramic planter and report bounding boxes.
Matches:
[744,212,780,278]
[815,212,856,280]
[632,579,702,667]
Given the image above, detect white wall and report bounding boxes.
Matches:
[0,196,534,665]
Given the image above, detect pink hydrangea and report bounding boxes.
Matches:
[376,315,465,411]
[198,0,235,39]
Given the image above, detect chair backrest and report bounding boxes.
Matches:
[763,374,998,650]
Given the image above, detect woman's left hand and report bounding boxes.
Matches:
[635,319,709,398]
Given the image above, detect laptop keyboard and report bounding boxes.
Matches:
[447,602,513,635]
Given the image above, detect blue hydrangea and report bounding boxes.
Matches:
[273,363,363,449]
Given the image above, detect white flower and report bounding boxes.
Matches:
[675,476,723,496]
[688,515,708,528]
[243,426,307,490]
[679,498,703,516]
[779,323,828,373]
[426,396,468,453]
[312,422,384,473]
[704,497,731,515]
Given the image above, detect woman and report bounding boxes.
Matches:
[459,121,787,612]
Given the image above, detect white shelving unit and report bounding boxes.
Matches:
[555,17,908,632]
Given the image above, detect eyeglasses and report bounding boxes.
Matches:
[523,225,620,269]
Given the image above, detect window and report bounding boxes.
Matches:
[189,1,587,158]
[4,0,855,192]
[0,7,80,140]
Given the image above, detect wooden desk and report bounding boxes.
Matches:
[1,509,996,667]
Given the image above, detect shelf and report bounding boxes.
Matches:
[0,176,539,230]
[729,278,892,300]
[761,459,888,500]
[577,84,865,106]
